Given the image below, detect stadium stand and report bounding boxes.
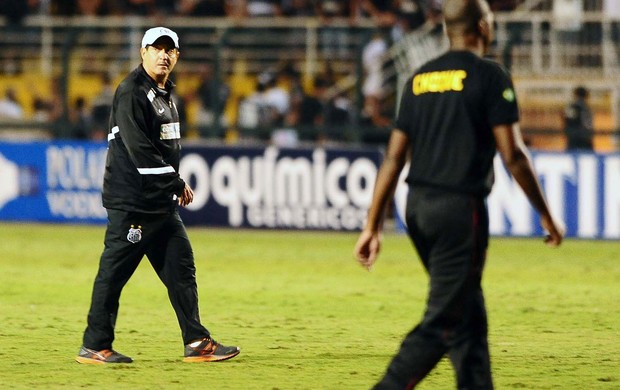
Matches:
[0,2,618,150]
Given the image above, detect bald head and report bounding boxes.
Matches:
[443,0,493,50]
[444,0,491,36]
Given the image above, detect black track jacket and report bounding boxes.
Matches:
[102,65,185,213]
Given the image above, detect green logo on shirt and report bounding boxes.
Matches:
[502,88,515,102]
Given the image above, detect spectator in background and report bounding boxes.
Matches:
[420,0,445,33]
[391,0,427,41]
[488,0,520,9]
[316,0,354,59]
[355,0,430,42]
[361,31,391,128]
[282,0,316,16]
[321,60,339,87]
[48,77,77,139]
[105,0,166,16]
[0,88,24,120]
[171,90,188,137]
[121,0,153,15]
[176,0,232,16]
[261,70,291,128]
[76,0,108,15]
[316,76,354,142]
[325,90,353,127]
[236,68,292,140]
[151,0,178,15]
[286,74,326,141]
[563,86,594,151]
[90,73,115,141]
[191,63,231,137]
[354,0,398,27]
[0,0,32,23]
[32,96,54,123]
[51,0,109,15]
[236,0,283,17]
[69,96,92,139]
[237,78,272,138]
[288,76,324,129]
[285,72,353,143]
[284,64,306,123]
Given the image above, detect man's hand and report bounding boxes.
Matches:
[541,214,565,247]
[354,229,382,271]
[178,183,194,207]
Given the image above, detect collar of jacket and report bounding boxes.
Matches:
[137,64,176,94]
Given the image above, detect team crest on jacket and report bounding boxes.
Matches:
[127,225,143,244]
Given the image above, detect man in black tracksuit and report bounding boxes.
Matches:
[76,27,239,364]
[355,1,564,388]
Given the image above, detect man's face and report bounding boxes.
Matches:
[140,37,179,80]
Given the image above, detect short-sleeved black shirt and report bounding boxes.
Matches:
[396,50,519,196]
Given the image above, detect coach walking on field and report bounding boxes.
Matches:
[354,0,565,388]
[76,27,239,364]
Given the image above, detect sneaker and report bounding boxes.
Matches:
[183,338,240,362]
[75,346,133,364]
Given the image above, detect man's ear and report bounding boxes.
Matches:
[478,17,493,46]
[478,19,490,37]
[140,47,147,60]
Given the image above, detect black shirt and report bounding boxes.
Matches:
[102,65,185,213]
[396,51,519,196]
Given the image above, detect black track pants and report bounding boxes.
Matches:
[82,209,209,350]
[374,188,493,390]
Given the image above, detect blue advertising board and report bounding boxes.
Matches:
[0,141,382,231]
[393,152,620,239]
[0,140,618,238]
[0,141,107,224]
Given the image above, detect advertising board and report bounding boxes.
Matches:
[0,141,617,239]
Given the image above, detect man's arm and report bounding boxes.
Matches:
[493,122,565,246]
[354,129,410,269]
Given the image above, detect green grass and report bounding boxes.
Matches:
[0,222,618,389]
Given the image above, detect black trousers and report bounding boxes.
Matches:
[82,209,210,350]
[374,188,493,390]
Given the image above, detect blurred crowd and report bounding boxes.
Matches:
[1,0,443,21]
[6,0,613,148]
[0,1,527,25]
[0,56,397,145]
[0,74,116,140]
[1,0,463,144]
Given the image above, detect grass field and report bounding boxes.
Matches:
[0,222,618,389]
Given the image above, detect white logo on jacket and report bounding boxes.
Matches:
[160,122,180,140]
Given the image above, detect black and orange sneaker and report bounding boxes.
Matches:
[183,338,240,362]
[75,346,133,364]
